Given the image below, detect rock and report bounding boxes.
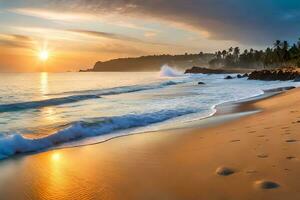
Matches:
[237,74,243,78]
[248,68,300,81]
[294,76,300,82]
[198,82,205,85]
[242,73,249,78]
[254,180,280,189]
[225,75,233,80]
[184,66,242,74]
[215,167,235,176]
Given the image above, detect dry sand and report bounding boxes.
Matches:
[1,88,300,200]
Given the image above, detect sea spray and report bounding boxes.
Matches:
[160,65,183,77]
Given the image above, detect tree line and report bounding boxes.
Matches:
[209,39,300,68]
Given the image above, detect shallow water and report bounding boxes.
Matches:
[0,69,299,159]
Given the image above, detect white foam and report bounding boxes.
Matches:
[0,109,195,159]
[159,64,183,77]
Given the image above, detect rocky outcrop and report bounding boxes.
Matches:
[185,66,300,81]
[184,66,242,74]
[248,68,300,81]
[237,73,248,78]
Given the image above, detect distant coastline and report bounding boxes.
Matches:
[81,39,300,72]
[79,53,214,72]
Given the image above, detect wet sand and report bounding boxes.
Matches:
[1,88,300,200]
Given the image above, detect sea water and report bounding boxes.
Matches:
[0,67,299,159]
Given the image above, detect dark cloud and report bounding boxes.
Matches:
[51,0,300,45]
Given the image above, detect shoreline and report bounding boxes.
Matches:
[0,87,300,199]
[0,86,293,161]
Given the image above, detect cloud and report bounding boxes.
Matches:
[68,29,144,43]
[144,32,157,38]
[46,0,300,45]
[67,29,183,47]
[9,7,97,22]
[0,34,33,48]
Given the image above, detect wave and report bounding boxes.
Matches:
[0,95,101,113]
[0,80,181,113]
[0,109,195,159]
[50,80,181,96]
[160,65,183,77]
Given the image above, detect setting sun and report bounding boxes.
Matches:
[39,50,49,61]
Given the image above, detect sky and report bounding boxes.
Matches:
[0,0,300,72]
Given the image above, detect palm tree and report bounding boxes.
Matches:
[221,50,227,59]
[233,47,240,64]
[274,40,282,50]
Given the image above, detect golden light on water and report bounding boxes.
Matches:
[51,153,61,161]
[40,72,48,94]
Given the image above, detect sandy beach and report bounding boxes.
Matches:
[1,88,300,200]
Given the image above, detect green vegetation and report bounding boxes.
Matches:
[209,39,300,68]
[85,53,214,72]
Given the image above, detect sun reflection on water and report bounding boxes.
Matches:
[40,72,48,95]
[51,153,61,162]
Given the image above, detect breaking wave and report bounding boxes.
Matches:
[160,65,183,77]
[0,109,195,159]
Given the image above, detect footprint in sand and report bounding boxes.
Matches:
[215,167,235,176]
[230,139,240,143]
[286,139,298,143]
[248,131,256,133]
[254,180,280,189]
[286,156,296,160]
[281,127,289,129]
[257,135,265,138]
[246,170,257,174]
[257,154,269,158]
[283,131,291,135]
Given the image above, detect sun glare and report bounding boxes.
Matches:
[39,50,49,61]
[51,153,61,161]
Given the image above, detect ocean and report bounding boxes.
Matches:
[0,66,298,159]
